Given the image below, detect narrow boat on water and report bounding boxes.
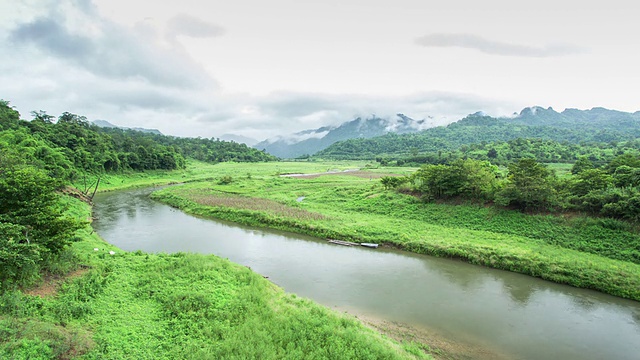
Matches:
[360,243,379,249]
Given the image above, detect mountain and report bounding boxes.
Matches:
[92,119,119,128]
[509,106,640,130]
[92,119,163,135]
[219,133,259,146]
[315,107,640,159]
[254,114,428,158]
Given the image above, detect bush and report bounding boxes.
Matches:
[217,175,233,185]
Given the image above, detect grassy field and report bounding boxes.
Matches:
[151,162,640,301]
[5,160,638,359]
[0,196,433,359]
[75,159,383,193]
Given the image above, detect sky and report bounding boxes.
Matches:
[0,0,638,141]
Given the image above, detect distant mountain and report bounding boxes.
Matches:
[254,114,428,158]
[92,119,163,135]
[92,119,119,128]
[220,133,259,146]
[509,106,640,130]
[315,107,640,159]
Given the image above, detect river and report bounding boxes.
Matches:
[92,188,640,360]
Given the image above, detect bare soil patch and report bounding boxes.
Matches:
[25,267,90,298]
[287,171,404,180]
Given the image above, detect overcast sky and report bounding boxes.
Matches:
[0,0,638,140]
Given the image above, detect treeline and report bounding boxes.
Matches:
[0,101,276,181]
[383,155,640,224]
[315,113,640,160]
[386,138,640,167]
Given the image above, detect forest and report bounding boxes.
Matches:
[0,100,275,290]
[315,112,640,160]
[1,101,275,181]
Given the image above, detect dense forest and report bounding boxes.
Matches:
[0,101,275,180]
[0,99,275,289]
[385,138,640,167]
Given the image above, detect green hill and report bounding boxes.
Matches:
[315,108,640,160]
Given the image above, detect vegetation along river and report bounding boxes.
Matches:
[92,188,640,360]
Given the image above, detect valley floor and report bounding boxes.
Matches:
[152,161,640,301]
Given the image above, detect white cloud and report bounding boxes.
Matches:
[416,33,587,57]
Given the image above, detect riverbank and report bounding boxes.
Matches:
[150,164,640,301]
[0,196,434,359]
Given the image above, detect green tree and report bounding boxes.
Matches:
[380,176,408,190]
[612,166,640,188]
[607,154,640,173]
[570,169,612,196]
[571,157,594,174]
[495,158,557,211]
[0,163,82,255]
[454,159,500,200]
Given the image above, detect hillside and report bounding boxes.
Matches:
[254,114,427,158]
[92,119,163,135]
[315,107,640,160]
[0,100,276,181]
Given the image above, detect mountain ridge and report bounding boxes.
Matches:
[92,119,163,135]
[313,106,640,159]
[253,113,429,158]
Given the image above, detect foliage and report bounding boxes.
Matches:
[217,175,234,185]
[0,100,276,182]
[380,176,408,190]
[410,159,500,201]
[495,158,557,211]
[0,161,82,289]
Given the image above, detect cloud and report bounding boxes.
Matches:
[0,1,521,143]
[415,33,586,57]
[191,91,519,141]
[166,13,225,40]
[8,2,216,89]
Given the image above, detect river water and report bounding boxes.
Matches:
[92,188,640,360]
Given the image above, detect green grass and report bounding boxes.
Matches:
[546,162,574,178]
[79,159,378,193]
[151,162,640,301]
[1,191,431,359]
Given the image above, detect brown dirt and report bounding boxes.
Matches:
[349,311,515,360]
[25,267,90,298]
[288,171,404,180]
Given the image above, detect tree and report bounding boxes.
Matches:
[454,159,500,200]
[571,169,612,196]
[380,176,408,190]
[495,158,557,211]
[0,163,82,255]
[607,154,640,173]
[571,157,594,174]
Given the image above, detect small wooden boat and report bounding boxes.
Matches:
[360,243,379,249]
